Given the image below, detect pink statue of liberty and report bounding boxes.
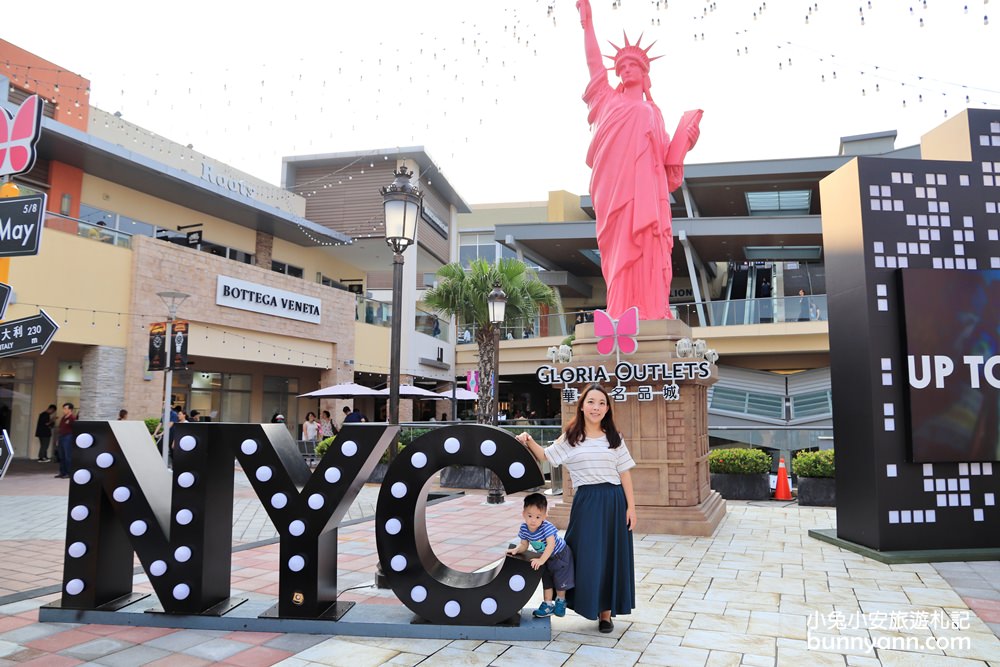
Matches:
[577,0,702,321]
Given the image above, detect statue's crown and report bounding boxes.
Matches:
[605,32,661,72]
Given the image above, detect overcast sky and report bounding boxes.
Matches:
[8,0,999,204]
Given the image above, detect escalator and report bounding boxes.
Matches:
[723,264,773,324]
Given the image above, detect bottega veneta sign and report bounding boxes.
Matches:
[216,275,322,324]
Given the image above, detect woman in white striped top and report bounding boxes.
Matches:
[516,383,637,633]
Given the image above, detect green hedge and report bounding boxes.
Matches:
[315,427,431,463]
[314,436,336,458]
[144,418,160,435]
[792,449,835,478]
[708,447,771,474]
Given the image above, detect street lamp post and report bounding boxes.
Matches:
[486,282,507,505]
[156,290,189,466]
[381,166,422,461]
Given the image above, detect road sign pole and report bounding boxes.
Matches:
[161,320,173,466]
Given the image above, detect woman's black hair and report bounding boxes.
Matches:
[561,383,622,449]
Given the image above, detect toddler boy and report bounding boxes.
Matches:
[506,493,575,617]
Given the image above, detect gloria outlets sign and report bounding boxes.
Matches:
[216,275,322,324]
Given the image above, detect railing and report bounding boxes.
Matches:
[415,307,450,342]
[674,295,828,327]
[455,297,830,342]
[356,295,392,328]
[46,212,133,248]
[355,297,450,341]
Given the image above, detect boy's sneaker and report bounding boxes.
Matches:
[532,601,555,618]
[554,598,566,617]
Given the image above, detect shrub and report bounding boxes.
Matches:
[144,418,160,435]
[313,436,336,458]
[708,447,771,475]
[792,449,835,478]
[315,428,429,463]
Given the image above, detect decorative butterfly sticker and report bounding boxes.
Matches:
[594,307,639,356]
[0,94,44,178]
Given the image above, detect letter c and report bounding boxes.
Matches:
[375,424,544,624]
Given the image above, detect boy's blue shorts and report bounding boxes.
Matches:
[541,543,574,592]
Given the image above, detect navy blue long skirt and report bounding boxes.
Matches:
[564,483,635,620]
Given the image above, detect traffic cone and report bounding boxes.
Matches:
[774,457,792,500]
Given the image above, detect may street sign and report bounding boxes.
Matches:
[0,194,45,257]
[0,309,58,358]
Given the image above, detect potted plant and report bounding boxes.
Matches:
[708,447,771,500]
[792,449,835,506]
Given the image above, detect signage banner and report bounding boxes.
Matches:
[170,321,189,370]
[0,194,46,258]
[148,322,166,371]
[467,370,480,395]
[216,275,321,324]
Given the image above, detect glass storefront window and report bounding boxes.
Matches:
[0,358,34,457]
[264,376,302,435]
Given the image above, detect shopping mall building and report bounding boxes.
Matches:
[0,40,467,457]
[4,38,989,466]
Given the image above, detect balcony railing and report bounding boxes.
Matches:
[355,296,449,341]
[46,212,133,248]
[456,296,829,343]
[674,295,828,327]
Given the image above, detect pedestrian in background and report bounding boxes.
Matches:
[35,404,56,462]
[55,403,77,479]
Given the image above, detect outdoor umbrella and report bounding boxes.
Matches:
[298,382,381,398]
[374,384,449,399]
[436,387,479,401]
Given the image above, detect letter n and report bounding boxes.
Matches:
[54,421,237,614]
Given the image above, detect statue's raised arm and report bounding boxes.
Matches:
[577,0,604,80]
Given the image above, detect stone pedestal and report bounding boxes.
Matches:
[546,319,726,536]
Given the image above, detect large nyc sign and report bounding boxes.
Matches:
[52,422,543,625]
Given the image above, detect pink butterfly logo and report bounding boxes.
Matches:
[0,95,44,178]
[594,307,639,356]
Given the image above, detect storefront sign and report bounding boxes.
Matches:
[216,276,321,324]
[535,360,712,386]
[200,163,257,199]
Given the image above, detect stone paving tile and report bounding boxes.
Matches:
[293,638,400,666]
[492,645,571,666]
[218,645,295,667]
[58,638,136,662]
[563,644,640,667]
[180,637,256,662]
[88,643,173,666]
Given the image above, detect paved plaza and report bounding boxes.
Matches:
[1,460,1000,666]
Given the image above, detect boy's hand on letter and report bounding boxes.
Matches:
[530,558,543,570]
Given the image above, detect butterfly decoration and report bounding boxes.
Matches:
[0,94,44,178]
[594,307,639,356]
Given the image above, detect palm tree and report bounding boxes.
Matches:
[423,257,557,423]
